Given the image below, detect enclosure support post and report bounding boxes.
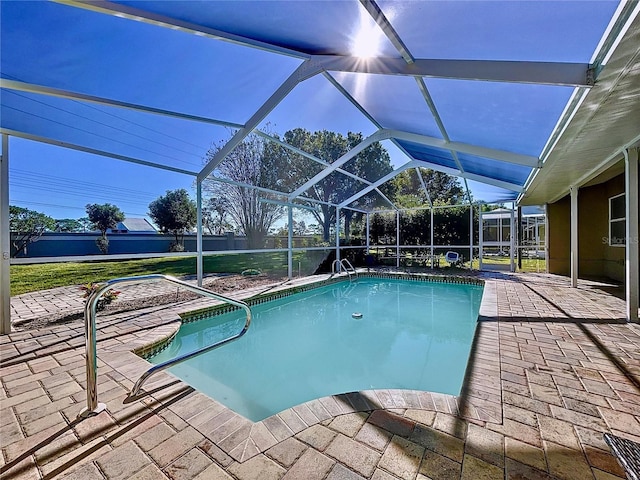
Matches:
[287,206,293,279]
[544,204,549,273]
[0,135,10,334]
[624,148,639,322]
[396,210,400,268]
[335,207,340,264]
[469,204,473,269]
[430,208,434,257]
[366,213,370,254]
[478,208,483,271]
[570,186,579,287]
[517,206,523,270]
[510,204,515,272]
[527,215,540,263]
[196,181,203,287]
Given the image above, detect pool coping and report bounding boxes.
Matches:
[99,271,500,463]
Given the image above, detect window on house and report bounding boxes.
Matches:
[609,193,625,246]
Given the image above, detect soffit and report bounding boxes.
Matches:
[520,12,640,206]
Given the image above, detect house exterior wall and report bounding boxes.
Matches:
[548,172,636,283]
[548,196,571,276]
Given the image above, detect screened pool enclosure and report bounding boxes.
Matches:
[2,1,639,332]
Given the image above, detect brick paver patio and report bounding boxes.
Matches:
[1,272,639,479]
[9,274,237,327]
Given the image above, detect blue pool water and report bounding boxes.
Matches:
[150,278,483,421]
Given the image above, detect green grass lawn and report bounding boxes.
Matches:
[10,250,331,296]
[471,256,547,272]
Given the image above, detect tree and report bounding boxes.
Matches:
[77,217,93,232]
[148,189,197,251]
[391,168,466,208]
[54,218,84,233]
[202,131,287,249]
[9,206,55,257]
[276,129,395,241]
[272,220,309,236]
[202,197,233,235]
[85,203,125,254]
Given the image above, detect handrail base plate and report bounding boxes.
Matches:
[78,403,107,419]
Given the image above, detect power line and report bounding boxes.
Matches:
[3,103,202,168]
[9,173,160,202]
[10,183,156,206]
[68,97,211,152]
[10,167,171,194]
[3,73,218,154]
[9,199,149,217]
[5,90,207,161]
[10,168,160,197]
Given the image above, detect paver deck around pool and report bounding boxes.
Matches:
[1,271,639,480]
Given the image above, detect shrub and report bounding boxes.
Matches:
[95,236,109,255]
[241,268,262,276]
[169,242,185,252]
[80,283,121,311]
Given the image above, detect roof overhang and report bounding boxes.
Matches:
[519,5,640,206]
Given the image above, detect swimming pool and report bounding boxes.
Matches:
[150,277,483,421]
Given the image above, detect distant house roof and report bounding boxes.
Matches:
[110,218,157,233]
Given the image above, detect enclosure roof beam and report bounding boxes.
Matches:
[415,168,433,208]
[414,76,470,188]
[58,2,594,86]
[258,197,318,212]
[197,60,321,182]
[404,157,524,192]
[0,79,244,129]
[288,125,535,202]
[0,129,198,176]
[374,188,398,210]
[210,176,339,208]
[360,0,414,64]
[461,172,523,192]
[56,0,310,60]
[255,130,378,187]
[338,160,419,208]
[287,130,387,200]
[255,131,330,166]
[314,56,593,87]
[383,129,541,167]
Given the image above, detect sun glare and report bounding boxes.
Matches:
[351,10,382,58]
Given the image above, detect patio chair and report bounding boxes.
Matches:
[445,251,462,267]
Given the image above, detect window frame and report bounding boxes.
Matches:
[608,192,626,247]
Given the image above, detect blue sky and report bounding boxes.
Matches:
[1,0,620,221]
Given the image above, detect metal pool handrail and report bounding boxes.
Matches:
[79,274,252,418]
[331,259,358,281]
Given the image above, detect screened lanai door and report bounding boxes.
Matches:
[479,207,547,272]
[479,208,515,272]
